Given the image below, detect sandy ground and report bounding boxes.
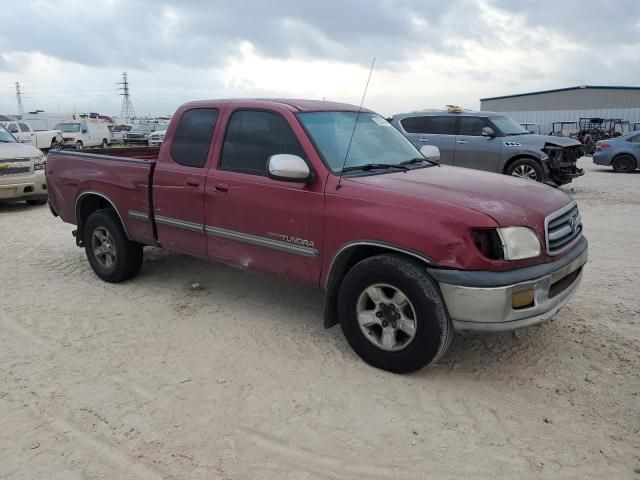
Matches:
[1,157,639,479]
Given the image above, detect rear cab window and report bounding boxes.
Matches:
[218,110,306,176]
[170,108,219,168]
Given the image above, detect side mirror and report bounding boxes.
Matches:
[419,145,441,162]
[81,128,88,133]
[482,126,495,137]
[268,154,313,183]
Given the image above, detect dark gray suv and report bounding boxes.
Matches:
[390,109,584,185]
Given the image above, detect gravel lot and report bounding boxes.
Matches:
[1,157,638,479]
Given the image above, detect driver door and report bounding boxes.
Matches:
[453,116,502,172]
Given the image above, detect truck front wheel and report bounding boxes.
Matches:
[337,254,452,373]
[83,209,143,283]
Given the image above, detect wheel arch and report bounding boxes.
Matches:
[503,154,544,175]
[322,241,436,329]
[75,191,130,245]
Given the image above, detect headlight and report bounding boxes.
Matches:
[33,154,46,171]
[497,227,541,260]
[472,227,541,260]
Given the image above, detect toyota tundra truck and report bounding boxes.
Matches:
[46,99,588,373]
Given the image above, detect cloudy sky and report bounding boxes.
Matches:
[0,0,639,118]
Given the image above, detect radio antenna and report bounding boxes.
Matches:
[336,57,375,190]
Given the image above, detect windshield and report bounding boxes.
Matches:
[0,124,17,143]
[297,112,422,173]
[55,122,81,133]
[490,116,530,136]
[113,125,132,132]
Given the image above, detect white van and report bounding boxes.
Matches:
[54,120,111,149]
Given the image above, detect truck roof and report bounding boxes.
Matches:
[180,98,372,113]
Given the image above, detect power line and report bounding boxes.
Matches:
[117,72,136,122]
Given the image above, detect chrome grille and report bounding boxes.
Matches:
[545,202,582,255]
[0,166,30,176]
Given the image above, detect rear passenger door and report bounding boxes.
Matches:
[453,116,501,172]
[18,123,36,146]
[204,108,324,285]
[399,116,456,164]
[152,108,220,257]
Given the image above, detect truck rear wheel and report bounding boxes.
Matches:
[83,209,143,283]
[506,158,544,182]
[337,254,452,373]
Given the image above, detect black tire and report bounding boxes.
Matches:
[83,209,143,283]
[50,140,62,151]
[611,154,636,173]
[101,139,108,148]
[337,254,452,373]
[26,199,47,206]
[76,141,83,150]
[506,158,544,182]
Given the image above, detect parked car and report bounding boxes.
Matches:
[110,124,133,144]
[0,123,48,205]
[389,108,584,186]
[1,120,63,150]
[46,99,587,373]
[123,123,167,144]
[148,129,167,147]
[54,120,111,149]
[592,131,640,172]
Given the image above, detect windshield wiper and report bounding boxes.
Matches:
[342,163,409,173]
[401,157,440,167]
[0,139,13,143]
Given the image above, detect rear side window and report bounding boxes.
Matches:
[423,116,457,135]
[170,109,219,168]
[459,117,489,136]
[400,116,425,133]
[219,110,305,175]
[628,134,640,144]
[18,123,31,132]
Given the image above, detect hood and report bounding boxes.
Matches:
[0,142,42,159]
[346,165,572,228]
[505,133,581,147]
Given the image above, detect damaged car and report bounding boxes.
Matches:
[390,107,584,186]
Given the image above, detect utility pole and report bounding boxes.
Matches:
[118,72,136,123]
[15,82,24,116]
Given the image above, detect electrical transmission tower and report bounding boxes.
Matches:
[118,72,136,122]
[15,82,24,116]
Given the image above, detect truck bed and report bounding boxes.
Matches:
[46,147,159,245]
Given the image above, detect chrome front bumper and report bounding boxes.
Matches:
[434,242,588,333]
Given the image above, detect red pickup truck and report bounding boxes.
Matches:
[46,99,588,373]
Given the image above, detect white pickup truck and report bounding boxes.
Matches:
[2,120,63,151]
[0,123,48,205]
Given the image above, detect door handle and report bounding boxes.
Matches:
[184,179,200,189]
[418,137,429,142]
[214,183,229,193]
[456,140,467,144]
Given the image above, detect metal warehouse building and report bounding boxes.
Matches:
[480,85,640,134]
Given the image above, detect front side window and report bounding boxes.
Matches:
[298,111,423,173]
[219,110,305,175]
[55,123,81,133]
[7,123,18,133]
[170,109,219,168]
[459,117,490,136]
[422,116,457,135]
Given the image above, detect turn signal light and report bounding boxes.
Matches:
[512,289,534,309]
